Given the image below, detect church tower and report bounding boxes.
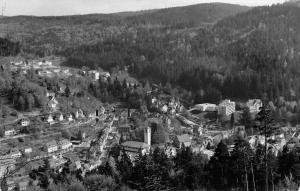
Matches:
[144,126,151,145]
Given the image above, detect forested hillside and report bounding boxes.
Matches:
[60,4,300,105]
[3,3,300,105]
[0,3,249,56]
[124,3,250,27]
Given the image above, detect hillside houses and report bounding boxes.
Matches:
[67,114,74,122]
[9,149,22,158]
[23,147,33,155]
[4,129,17,137]
[46,140,58,153]
[37,60,52,66]
[100,72,111,80]
[37,70,54,77]
[44,139,73,154]
[58,113,64,121]
[58,139,73,151]
[75,109,85,119]
[9,59,72,78]
[218,99,236,116]
[246,99,262,113]
[194,103,217,112]
[20,118,30,127]
[47,96,58,111]
[149,95,182,115]
[46,114,54,124]
[41,112,86,124]
[88,70,100,81]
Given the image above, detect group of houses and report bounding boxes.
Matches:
[44,112,74,124]
[118,107,298,162]
[120,126,151,161]
[150,96,184,115]
[44,108,91,124]
[0,138,72,190]
[45,139,73,153]
[192,99,263,117]
[119,122,218,161]
[2,109,88,139]
[9,60,71,78]
[81,70,111,81]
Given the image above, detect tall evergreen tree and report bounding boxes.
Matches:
[256,102,278,191]
[208,141,230,189]
[230,137,254,190]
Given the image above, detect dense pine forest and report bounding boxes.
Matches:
[61,4,300,104]
[0,38,20,56]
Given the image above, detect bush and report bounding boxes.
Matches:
[62,129,71,140]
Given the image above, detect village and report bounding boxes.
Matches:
[0,58,299,191]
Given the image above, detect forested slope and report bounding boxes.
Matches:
[4,3,300,105]
[61,4,300,104]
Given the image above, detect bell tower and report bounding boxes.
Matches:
[144,126,151,145]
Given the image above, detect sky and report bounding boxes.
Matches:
[1,0,286,16]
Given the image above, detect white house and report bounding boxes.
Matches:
[46,141,58,153]
[201,149,215,160]
[58,113,64,121]
[100,72,110,79]
[47,115,54,123]
[58,139,73,151]
[38,61,52,66]
[38,70,53,77]
[218,99,236,116]
[4,129,16,137]
[46,91,55,98]
[88,70,100,81]
[47,97,58,111]
[10,149,22,158]
[151,97,158,104]
[20,118,30,127]
[194,103,217,112]
[165,146,177,157]
[75,109,85,119]
[246,99,262,113]
[24,147,32,154]
[67,114,73,122]
[248,136,258,149]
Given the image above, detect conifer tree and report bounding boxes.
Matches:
[209,141,230,189]
[256,102,278,191]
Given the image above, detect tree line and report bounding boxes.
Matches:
[21,136,300,191]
